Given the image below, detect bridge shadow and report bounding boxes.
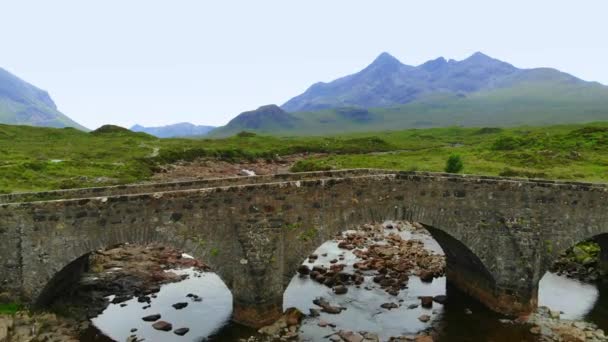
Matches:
[422,224,497,305]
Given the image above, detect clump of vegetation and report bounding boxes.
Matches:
[290,160,332,172]
[444,154,463,173]
[298,228,318,242]
[0,302,21,314]
[475,127,503,135]
[570,241,601,264]
[491,136,526,150]
[236,131,257,138]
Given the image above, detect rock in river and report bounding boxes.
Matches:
[152,320,173,331]
[172,302,188,310]
[142,314,161,322]
[174,327,190,336]
[420,296,433,308]
[297,265,311,276]
[333,285,348,295]
[433,295,447,304]
[418,314,431,323]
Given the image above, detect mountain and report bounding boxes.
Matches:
[0,67,86,130]
[211,52,608,136]
[130,122,216,138]
[282,52,583,112]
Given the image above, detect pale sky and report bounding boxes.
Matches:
[1,0,607,130]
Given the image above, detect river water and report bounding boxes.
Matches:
[84,226,608,342]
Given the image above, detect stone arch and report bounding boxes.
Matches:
[279,198,502,314]
[30,229,236,308]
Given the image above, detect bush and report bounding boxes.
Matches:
[236,131,257,138]
[491,136,523,150]
[475,127,503,135]
[444,154,463,173]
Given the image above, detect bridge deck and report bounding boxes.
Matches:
[1,169,605,205]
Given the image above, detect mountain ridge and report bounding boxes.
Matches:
[0,67,87,130]
[211,52,608,137]
[130,122,216,138]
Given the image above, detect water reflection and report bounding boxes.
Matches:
[284,227,446,341]
[539,272,599,320]
[92,268,232,342]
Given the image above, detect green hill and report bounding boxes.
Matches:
[0,67,87,130]
[3,122,608,193]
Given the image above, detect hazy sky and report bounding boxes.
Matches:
[1,1,607,129]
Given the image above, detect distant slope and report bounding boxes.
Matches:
[0,67,87,130]
[131,122,215,138]
[210,105,298,137]
[212,52,608,136]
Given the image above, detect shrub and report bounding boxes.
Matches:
[444,154,463,173]
[236,131,257,138]
[491,136,523,150]
[475,127,503,135]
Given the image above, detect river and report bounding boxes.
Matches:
[83,225,607,342]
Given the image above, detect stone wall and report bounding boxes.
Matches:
[1,170,607,326]
[0,169,387,204]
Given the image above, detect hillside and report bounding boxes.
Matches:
[212,52,608,136]
[131,122,216,138]
[3,122,608,193]
[0,67,87,130]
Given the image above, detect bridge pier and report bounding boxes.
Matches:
[232,296,283,328]
[446,266,537,316]
[425,225,538,317]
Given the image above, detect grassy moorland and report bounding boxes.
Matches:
[1,122,608,193]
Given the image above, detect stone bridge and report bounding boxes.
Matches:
[0,169,607,327]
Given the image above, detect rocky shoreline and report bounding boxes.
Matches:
[523,306,606,342]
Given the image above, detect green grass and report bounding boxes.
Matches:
[2,122,608,193]
[290,123,608,182]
